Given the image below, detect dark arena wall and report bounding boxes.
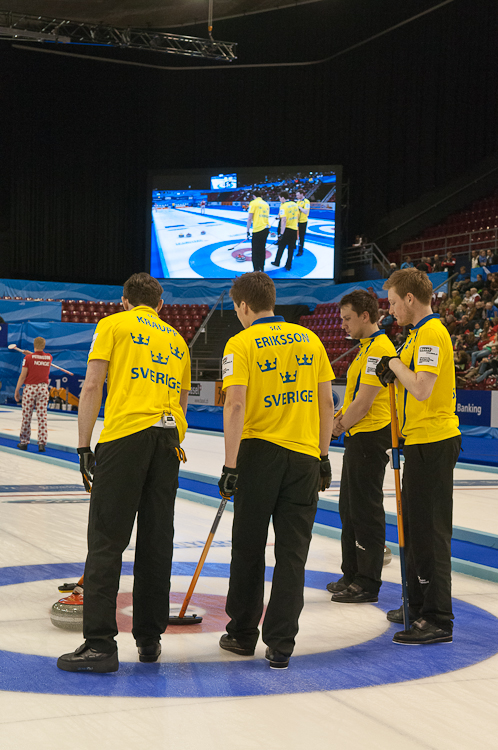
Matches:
[0,0,497,285]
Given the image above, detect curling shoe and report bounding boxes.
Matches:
[57,643,119,672]
[386,605,420,624]
[265,648,290,670]
[38,444,46,453]
[331,583,378,603]
[138,643,161,663]
[219,634,255,656]
[326,578,349,594]
[383,546,392,566]
[17,443,28,450]
[392,618,452,645]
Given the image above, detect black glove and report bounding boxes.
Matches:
[375,356,398,387]
[319,456,332,492]
[247,231,251,240]
[77,447,95,492]
[218,466,238,498]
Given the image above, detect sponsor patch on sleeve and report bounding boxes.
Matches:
[89,332,98,354]
[222,353,234,378]
[365,356,381,376]
[417,345,439,367]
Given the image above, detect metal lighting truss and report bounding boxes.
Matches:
[0,10,237,61]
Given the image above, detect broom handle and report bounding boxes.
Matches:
[388,383,410,631]
[178,494,229,618]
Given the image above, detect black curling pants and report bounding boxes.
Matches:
[297,222,307,253]
[338,426,391,594]
[225,438,320,656]
[402,435,461,629]
[274,228,298,270]
[251,227,269,272]
[83,426,180,653]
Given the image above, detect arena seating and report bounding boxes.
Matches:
[391,188,498,266]
[1,296,210,343]
[298,301,401,374]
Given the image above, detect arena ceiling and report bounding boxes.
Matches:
[3,1,322,29]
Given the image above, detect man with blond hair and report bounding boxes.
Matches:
[15,336,53,452]
[376,268,461,645]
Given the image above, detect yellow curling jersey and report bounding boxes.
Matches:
[248,197,270,233]
[88,305,191,443]
[222,316,334,458]
[398,314,460,445]
[279,201,299,230]
[343,330,397,436]
[297,198,310,223]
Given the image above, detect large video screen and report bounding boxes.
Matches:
[148,165,341,280]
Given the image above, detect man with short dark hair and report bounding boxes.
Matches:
[376,268,461,645]
[58,272,191,673]
[271,192,299,271]
[218,272,335,669]
[247,191,270,272]
[328,291,396,603]
[15,336,53,452]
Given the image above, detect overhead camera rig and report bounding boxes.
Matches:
[0,10,237,61]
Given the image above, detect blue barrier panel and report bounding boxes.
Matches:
[0,300,61,322]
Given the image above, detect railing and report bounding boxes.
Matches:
[189,290,225,351]
[400,227,498,265]
[191,357,223,381]
[344,242,391,277]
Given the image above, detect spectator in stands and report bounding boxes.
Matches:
[453,315,471,337]
[471,250,480,269]
[486,248,496,266]
[469,287,480,304]
[432,254,442,272]
[468,300,486,324]
[477,249,487,267]
[451,289,462,307]
[489,273,498,294]
[453,266,470,292]
[400,256,413,269]
[463,345,498,384]
[438,292,449,315]
[378,308,394,333]
[353,235,365,247]
[484,300,498,319]
[471,331,495,367]
[473,321,483,337]
[416,257,430,273]
[367,286,378,299]
[442,251,456,271]
[474,273,485,292]
[387,262,397,277]
[443,310,457,336]
[454,350,470,377]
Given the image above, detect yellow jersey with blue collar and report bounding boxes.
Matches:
[248,197,270,233]
[279,201,299,231]
[343,331,397,436]
[222,316,334,458]
[297,198,310,223]
[397,314,460,445]
[88,305,191,443]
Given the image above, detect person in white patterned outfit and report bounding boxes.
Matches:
[14,337,53,452]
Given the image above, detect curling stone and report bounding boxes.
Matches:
[50,591,83,631]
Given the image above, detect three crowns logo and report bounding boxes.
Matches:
[170,343,184,360]
[130,333,150,345]
[296,354,313,366]
[151,351,169,365]
[257,358,277,373]
[280,371,297,384]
